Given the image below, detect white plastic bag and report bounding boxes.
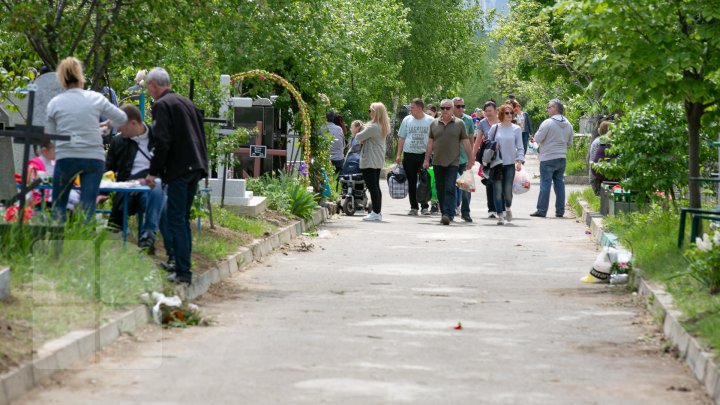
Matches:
[512,167,531,194]
[527,141,539,155]
[456,170,476,192]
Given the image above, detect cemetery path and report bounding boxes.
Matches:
[19,155,712,405]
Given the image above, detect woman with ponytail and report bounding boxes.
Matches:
[46,56,128,221]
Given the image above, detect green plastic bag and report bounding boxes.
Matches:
[427,166,438,202]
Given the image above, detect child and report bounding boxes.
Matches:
[27,140,80,210]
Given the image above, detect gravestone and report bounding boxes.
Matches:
[32,72,62,128]
[0,132,14,202]
[0,267,9,301]
[0,97,23,202]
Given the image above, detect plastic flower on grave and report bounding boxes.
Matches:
[298,161,308,177]
[695,233,713,252]
[686,230,720,294]
[4,205,33,224]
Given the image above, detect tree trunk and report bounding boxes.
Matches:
[387,89,400,159]
[685,99,704,209]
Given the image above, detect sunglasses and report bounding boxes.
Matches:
[440,106,452,111]
[454,105,465,109]
[368,109,375,114]
[504,112,513,116]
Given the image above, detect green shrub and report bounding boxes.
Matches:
[288,184,318,221]
[593,103,688,207]
[246,174,294,215]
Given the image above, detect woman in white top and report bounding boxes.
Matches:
[46,57,127,221]
[489,103,525,225]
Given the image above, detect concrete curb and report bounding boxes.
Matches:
[0,206,329,405]
[576,199,720,405]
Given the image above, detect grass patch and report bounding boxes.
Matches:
[568,187,601,215]
[212,205,276,238]
[193,230,241,262]
[0,219,162,372]
[603,207,720,355]
[565,136,590,176]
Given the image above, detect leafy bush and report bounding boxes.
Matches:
[288,184,318,221]
[593,103,688,206]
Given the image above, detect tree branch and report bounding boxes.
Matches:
[53,0,66,27]
[69,0,99,55]
[84,0,122,64]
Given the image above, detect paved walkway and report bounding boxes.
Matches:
[20,155,711,404]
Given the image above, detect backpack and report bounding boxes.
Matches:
[416,169,431,205]
[477,124,503,174]
[387,165,409,199]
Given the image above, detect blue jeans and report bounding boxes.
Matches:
[537,158,566,216]
[138,178,166,242]
[166,172,201,282]
[433,165,458,219]
[492,164,516,215]
[456,165,471,217]
[52,158,105,222]
[522,132,530,154]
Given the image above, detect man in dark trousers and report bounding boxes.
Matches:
[144,67,208,285]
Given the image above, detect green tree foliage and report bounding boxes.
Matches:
[0,0,207,90]
[398,0,486,100]
[490,0,604,128]
[560,0,720,209]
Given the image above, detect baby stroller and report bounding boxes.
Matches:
[337,142,370,216]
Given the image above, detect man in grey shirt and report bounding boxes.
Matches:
[531,99,574,218]
[324,111,346,177]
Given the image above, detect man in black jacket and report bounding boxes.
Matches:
[107,104,170,255]
[144,67,208,285]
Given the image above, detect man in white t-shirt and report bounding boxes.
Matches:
[395,98,434,216]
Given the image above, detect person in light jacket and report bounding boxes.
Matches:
[489,103,525,225]
[47,56,128,222]
[530,99,574,218]
[355,102,389,222]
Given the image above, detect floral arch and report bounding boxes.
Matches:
[230,70,312,164]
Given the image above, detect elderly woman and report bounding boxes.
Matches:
[46,56,127,221]
[355,102,390,222]
[489,103,525,225]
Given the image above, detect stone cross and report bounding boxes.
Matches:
[0,86,70,217]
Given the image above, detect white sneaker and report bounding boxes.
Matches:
[505,209,512,222]
[363,212,382,222]
[497,214,505,225]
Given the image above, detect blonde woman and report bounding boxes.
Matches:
[46,56,127,221]
[355,102,389,221]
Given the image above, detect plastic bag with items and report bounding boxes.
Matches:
[456,169,476,192]
[512,166,531,194]
[387,164,409,199]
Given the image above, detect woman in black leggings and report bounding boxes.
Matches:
[355,102,390,222]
